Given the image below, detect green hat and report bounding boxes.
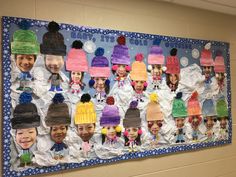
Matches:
[172,92,188,118]
[11,20,40,55]
[216,97,228,118]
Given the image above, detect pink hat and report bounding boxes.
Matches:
[148,38,165,65]
[187,91,202,116]
[166,48,180,74]
[214,56,225,73]
[66,40,88,72]
[200,49,214,66]
[89,47,110,78]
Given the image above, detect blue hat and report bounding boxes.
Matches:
[202,99,216,117]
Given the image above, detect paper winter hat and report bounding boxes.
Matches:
[187,91,202,116]
[40,21,66,56]
[66,40,88,72]
[129,53,148,81]
[11,20,40,55]
[172,92,188,118]
[202,99,217,117]
[111,35,130,65]
[100,96,121,126]
[11,92,40,129]
[123,101,141,128]
[216,97,228,118]
[89,47,110,77]
[45,94,70,127]
[200,43,214,66]
[74,93,97,124]
[146,93,164,121]
[214,50,225,73]
[148,38,165,65]
[166,48,180,74]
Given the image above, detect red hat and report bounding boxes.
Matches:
[214,51,225,73]
[187,91,202,116]
[200,43,214,66]
[166,48,180,74]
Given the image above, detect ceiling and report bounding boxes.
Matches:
[160,0,236,16]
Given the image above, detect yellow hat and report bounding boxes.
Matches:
[130,53,148,81]
[146,93,164,121]
[74,94,96,124]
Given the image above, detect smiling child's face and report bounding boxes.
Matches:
[16,128,37,149]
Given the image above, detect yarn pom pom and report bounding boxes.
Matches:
[115,126,122,132]
[95,47,104,56]
[170,48,177,56]
[130,101,138,109]
[101,128,107,135]
[176,92,183,99]
[106,96,115,105]
[81,93,91,103]
[135,53,144,61]
[72,40,83,49]
[190,91,198,100]
[89,79,95,87]
[105,79,110,86]
[18,20,31,30]
[216,50,222,56]
[204,42,211,50]
[48,21,60,32]
[153,38,161,46]
[117,35,126,45]
[19,92,32,104]
[52,93,64,104]
[149,93,158,102]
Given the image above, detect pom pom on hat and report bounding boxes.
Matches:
[72,40,83,49]
[81,93,91,103]
[95,47,105,56]
[130,101,138,109]
[117,35,126,45]
[89,79,95,87]
[176,92,183,99]
[216,50,222,56]
[48,21,60,32]
[52,93,65,104]
[162,66,167,72]
[204,42,211,50]
[19,92,32,104]
[153,38,161,46]
[106,96,115,105]
[18,20,31,30]
[115,126,122,132]
[148,65,152,71]
[135,53,144,61]
[170,48,177,56]
[105,79,110,86]
[149,93,158,102]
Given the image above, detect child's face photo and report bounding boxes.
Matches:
[148,121,162,135]
[15,54,35,72]
[71,71,82,82]
[191,116,201,129]
[169,74,178,84]
[216,72,225,81]
[126,127,139,141]
[105,126,117,139]
[133,80,145,92]
[16,128,37,150]
[205,116,215,129]
[77,123,95,142]
[220,118,227,129]
[45,55,64,74]
[116,64,127,77]
[151,64,162,78]
[50,125,67,143]
[175,118,185,128]
[94,77,106,90]
[203,66,212,75]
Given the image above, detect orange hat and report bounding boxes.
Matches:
[146,93,164,121]
[187,91,202,116]
[130,53,147,81]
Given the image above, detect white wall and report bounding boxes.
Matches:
[1,0,236,177]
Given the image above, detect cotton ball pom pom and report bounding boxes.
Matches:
[148,65,152,71]
[204,42,211,50]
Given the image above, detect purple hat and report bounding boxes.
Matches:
[100,96,120,126]
[148,38,165,65]
[89,47,110,77]
[111,35,130,65]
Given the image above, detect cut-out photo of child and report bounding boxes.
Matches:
[11,92,40,167]
[11,20,40,91]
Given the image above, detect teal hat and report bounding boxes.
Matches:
[216,97,228,118]
[202,99,217,117]
[11,20,40,55]
[172,92,188,118]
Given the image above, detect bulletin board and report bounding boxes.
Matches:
[1,16,232,177]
